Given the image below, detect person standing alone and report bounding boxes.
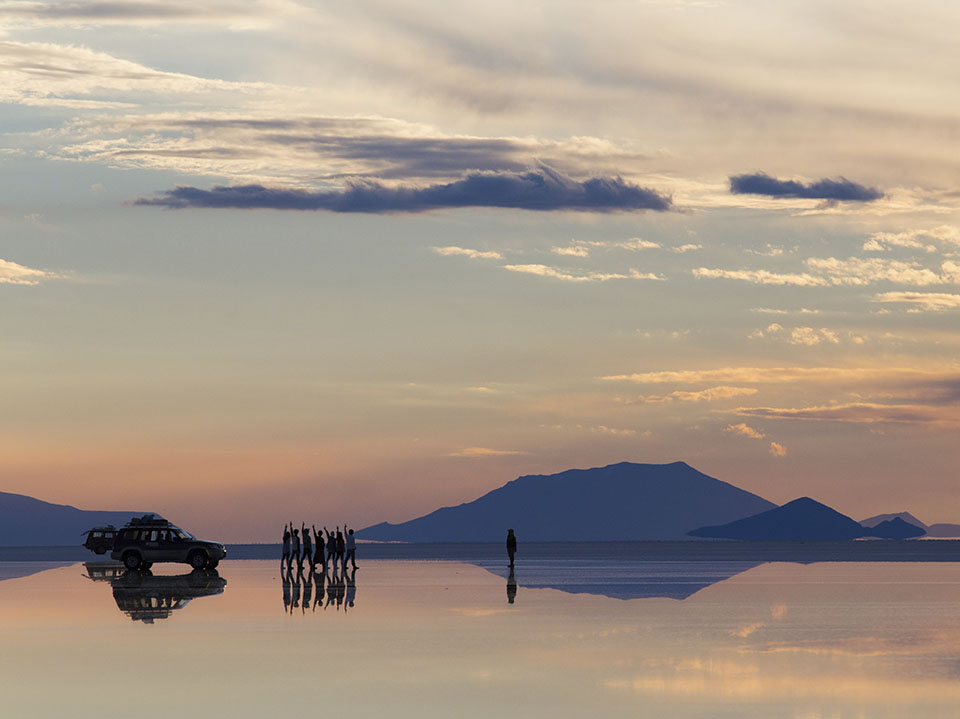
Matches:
[506,528,517,568]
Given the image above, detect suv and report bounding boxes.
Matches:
[109,514,227,570]
[82,526,117,555]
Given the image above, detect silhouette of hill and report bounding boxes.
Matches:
[859,512,960,538]
[688,497,866,541]
[860,512,928,530]
[0,491,145,546]
[861,517,926,539]
[926,523,960,538]
[357,461,776,542]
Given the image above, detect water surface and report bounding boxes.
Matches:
[2,559,959,718]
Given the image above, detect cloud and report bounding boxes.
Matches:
[603,366,929,385]
[504,264,663,282]
[863,226,960,252]
[0,258,60,285]
[673,243,701,253]
[446,446,525,457]
[692,268,827,286]
[804,257,945,286]
[136,168,673,214]
[636,386,759,403]
[0,1,280,26]
[696,257,958,288]
[874,291,960,311]
[729,172,883,202]
[733,402,950,425]
[725,423,765,439]
[549,237,661,258]
[432,246,503,260]
[751,307,820,315]
[0,41,257,107]
[769,441,787,457]
[788,327,840,346]
[552,245,591,257]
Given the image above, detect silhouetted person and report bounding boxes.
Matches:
[325,526,336,565]
[302,522,313,570]
[506,528,517,568]
[313,525,325,571]
[345,526,358,569]
[291,524,301,565]
[507,567,517,604]
[335,527,346,571]
[282,523,292,568]
[325,565,337,609]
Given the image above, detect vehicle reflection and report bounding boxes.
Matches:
[83,562,226,623]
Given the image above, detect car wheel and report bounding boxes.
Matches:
[94,545,107,555]
[123,552,142,570]
[188,551,208,570]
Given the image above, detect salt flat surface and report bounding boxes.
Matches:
[2,559,960,718]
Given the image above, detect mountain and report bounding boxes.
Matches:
[860,512,928,530]
[357,461,777,542]
[688,497,866,541]
[860,512,960,538]
[861,517,926,539]
[925,523,960,538]
[0,491,145,546]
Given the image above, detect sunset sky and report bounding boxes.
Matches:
[2,1,959,541]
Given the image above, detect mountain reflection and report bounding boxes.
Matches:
[83,562,226,623]
[282,563,357,614]
[475,560,765,601]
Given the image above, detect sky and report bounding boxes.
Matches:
[2,0,959,542]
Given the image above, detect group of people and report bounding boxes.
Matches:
[282,522,358,573]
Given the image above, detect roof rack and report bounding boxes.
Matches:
[126,514,170,527]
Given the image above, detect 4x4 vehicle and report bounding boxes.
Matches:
[109,514,227,570]
[82,526,117,555]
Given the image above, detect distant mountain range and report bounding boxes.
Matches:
[358,461,776,542]
[0,492,144,546]
[861,512,960,538]
[3,460,959,546]
[689,498,926,541]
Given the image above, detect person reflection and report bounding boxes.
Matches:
[282,564,292,613]
[291,564,302,611]
[345,567,357,612]
[313,565,326,611]
[325,565,338,610]
[302,568,313,615]
[506,567,517,604]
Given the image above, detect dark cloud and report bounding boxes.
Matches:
[135,168,673,213]
[729,172,883,202]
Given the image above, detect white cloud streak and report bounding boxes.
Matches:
[0,258,59,285]
[504,265,664,282]
[433,246,503,260]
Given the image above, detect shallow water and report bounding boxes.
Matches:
[3,559,960,718]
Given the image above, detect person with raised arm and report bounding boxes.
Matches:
[291,521,301,567]
[325,526,336,566]
[302,522,313,571]
[313,525,326,572]
[281,523,291,569]
[335,526,346,571]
